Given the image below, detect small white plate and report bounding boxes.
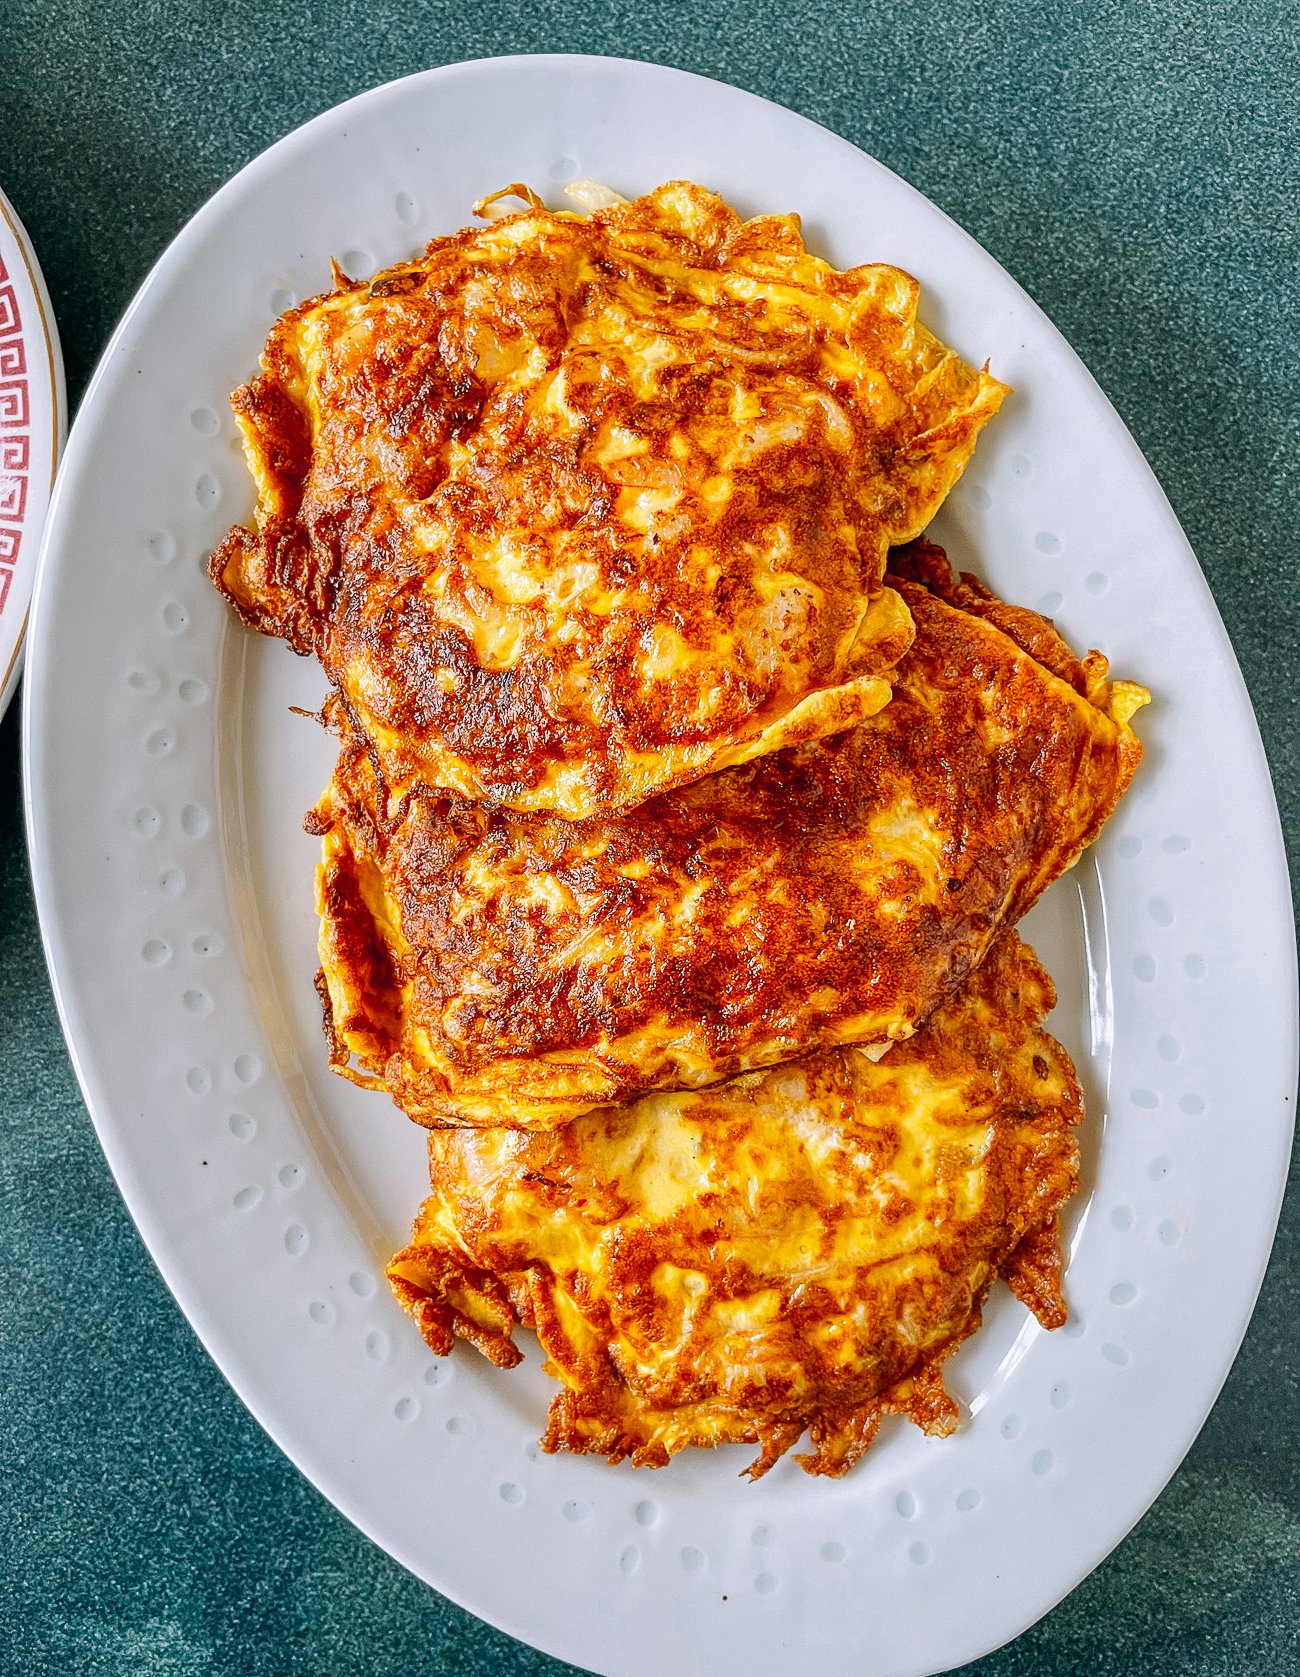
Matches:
[0,185,65,721]
[23,56,1297,1677]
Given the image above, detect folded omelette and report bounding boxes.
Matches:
[310,542,1146,1127]
[387,931,1081,1479]
[210,181,1005,818]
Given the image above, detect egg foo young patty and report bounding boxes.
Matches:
[209,180,1006,819]
[309,543,1146,1129]
[386,932,1081,1479]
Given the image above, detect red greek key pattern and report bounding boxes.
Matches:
[0,248,28,616]
[0,475,26,522]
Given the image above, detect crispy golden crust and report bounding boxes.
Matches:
[210,181,1006,817]
[386,932,1082,1478]
[310,543,1145,1127]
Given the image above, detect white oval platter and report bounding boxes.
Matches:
[23,55,1297,1677]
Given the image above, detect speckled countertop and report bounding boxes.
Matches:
[2,3,1297,1673]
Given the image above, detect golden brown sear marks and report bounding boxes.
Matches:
[311,544,1146,1127]
[210,181,1006,817]
[386,932,1081,1479]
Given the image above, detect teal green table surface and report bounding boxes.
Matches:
[3,4,1297,1673]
